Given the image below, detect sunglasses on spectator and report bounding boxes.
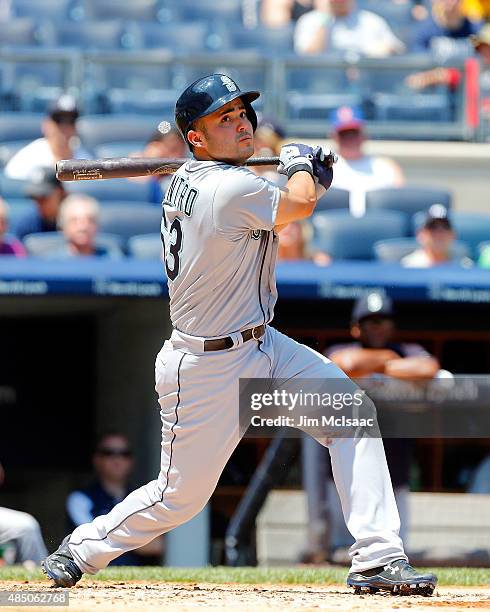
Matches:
[97,448,133,458]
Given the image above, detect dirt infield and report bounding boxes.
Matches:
[1,581,489,612]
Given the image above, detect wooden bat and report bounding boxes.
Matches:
[56,152,337,181]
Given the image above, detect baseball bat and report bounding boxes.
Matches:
[56,151,337,181]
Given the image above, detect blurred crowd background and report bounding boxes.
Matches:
[1,0,490,570]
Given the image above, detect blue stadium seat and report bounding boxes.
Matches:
[98,204,162,246]
[0,173,29,198]
[413,211,490,259]
[227,25,294,53]
[78,0,159,21]
[12,0,78,21]
[65,179,152,202]
[6,199,37,235]
[315,188,350,212]
[373,237,470,263]
[128,233,162,260]
[105,89,176,116]
[49,21,128,50]
[169,0,243,24]
[128,21,214,52]
[94,142,146,158]
[0,18,40,46]
[286,66,353,95]
[288,93,364,121]
[358,0,412,25]
[366,186,452,216]
[372,92,452,122]
[23,231,123,257]
[311,209,408,260]
[0,113,43,142]
[77,115,163,150]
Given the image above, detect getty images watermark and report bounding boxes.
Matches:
[239,376,490,438]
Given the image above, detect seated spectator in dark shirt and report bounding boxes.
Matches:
[401,204,472,268]
[54,194,114,258]
[411,0,479,58]
[0,198,26,256]
[15,168,66,240]
[66,433,162,566]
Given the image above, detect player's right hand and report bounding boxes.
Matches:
[311,146,334,190]
[278,143,315,179]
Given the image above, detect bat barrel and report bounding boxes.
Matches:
[56,156,281,181]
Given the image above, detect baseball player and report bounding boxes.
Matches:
[43,74,437,596]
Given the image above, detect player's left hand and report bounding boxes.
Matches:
[312,146,335,190]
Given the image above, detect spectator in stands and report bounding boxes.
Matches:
[14,168,66,240]
[0,198,26,256]
[301,292,440,563]
[4,94,90,180]
[55,194,114,258]
[401,204,473,267]
[261,0,313,28]
[411,0,479,58]
[329,106,405,217]
[277,219,331,265]
[131,123,187,205]
[294,0,405,57]
[0,462,48,566]
[66,433,162,566]
[406,23,490,122]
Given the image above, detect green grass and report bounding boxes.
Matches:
[0,566,489,587]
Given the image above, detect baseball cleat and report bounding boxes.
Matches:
[42,535,83,587]
[347,559,437,596]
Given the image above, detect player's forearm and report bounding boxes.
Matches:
[275,172,317,225]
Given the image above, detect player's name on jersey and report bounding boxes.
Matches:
[164,174,198,217]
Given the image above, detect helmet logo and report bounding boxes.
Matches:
[221,75,238,93]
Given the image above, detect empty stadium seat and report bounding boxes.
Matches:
[94,142,146,159]
[128,21,215,52]
[373,237,470,263]
[12,0,78,21]
[49,21,128,50]
[372,92,452,122]
[98,204,162,246]
[6,200,37,235]
[0,113,43,142]
[227,25,294,53]
[288,93,364,121]
[77,115,163,150]
[311,209,408,260]
[169,0,243,24]
[23,231,123,257]
[128,233,162,260]
[65,179,152,202]
[105,89,176,116]
[0,18,40,46]
[412,211,490,259]
[0,173,29,198]
[366,186,452,216]
[78,0,159,21]
[315,188,350,212]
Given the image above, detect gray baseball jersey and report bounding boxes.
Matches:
[161,160,281,336]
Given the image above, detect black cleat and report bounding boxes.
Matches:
[42,536,83,588]
[347,559,437,596]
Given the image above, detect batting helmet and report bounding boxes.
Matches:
[175,74,260,147]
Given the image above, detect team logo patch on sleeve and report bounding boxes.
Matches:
[251,229,262,240]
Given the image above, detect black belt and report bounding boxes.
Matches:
[203,324,266,352]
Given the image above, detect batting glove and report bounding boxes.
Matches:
[278,143,315,179]
[311,147,336,190]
